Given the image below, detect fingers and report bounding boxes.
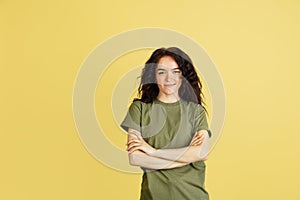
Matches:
[190,132,205,146]
[128,131,143,144]
[127,146,139,153]
[127,129,152,153]
[127,139,139,146]
[126,139,141,153]
[192,137,204,143]
[190,139,203,146]
[196,134,205,141]
[192,132,204,140]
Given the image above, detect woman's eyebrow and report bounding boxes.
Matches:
[156,67,180,70]
[156,68,167,71]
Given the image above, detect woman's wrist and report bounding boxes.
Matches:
[148,148,157,156]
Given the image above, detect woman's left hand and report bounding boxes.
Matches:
[190,131,206,146]
[126,130,156,155]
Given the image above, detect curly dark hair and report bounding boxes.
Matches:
[134,47,206,109]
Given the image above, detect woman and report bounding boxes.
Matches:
[121,47,211,200]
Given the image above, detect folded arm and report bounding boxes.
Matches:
[149,130,210,163]
[127,128,209,167]
[127,128,189,169]
[129,150,189,169]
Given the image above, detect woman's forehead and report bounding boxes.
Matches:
[157,56,179,70]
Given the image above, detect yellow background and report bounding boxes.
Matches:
[1,0,300,199]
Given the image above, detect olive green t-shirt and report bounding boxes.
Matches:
[121,98,211,200]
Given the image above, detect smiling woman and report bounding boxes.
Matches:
[156,56,182,102]
[120,47,211,200]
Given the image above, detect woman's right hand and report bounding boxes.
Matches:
[126,129,156,155]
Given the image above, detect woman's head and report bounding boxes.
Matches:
[135,47,205,107]
[155,55,182,100]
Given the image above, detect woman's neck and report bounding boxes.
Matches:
[156,93,180,103]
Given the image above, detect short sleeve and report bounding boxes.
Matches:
[120,101,142,133]
[194,104,212,137]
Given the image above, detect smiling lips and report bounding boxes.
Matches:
[164,83,176,87]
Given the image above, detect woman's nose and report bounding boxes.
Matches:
[165,71,172,81]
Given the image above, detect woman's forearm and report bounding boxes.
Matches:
[129,150,189,169]
[126,128,209,168]
[150,132,210,163]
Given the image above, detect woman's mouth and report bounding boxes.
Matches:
[164,84,176,87]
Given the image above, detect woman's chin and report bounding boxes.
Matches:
[161,90,177,96]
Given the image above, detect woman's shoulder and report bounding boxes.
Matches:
[128,99,152,111]
[130,99,150,106]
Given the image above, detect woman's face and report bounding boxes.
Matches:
[156,56,182,97]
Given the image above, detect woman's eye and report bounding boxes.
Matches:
[173,70,181,74]
[158,71,165,75]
